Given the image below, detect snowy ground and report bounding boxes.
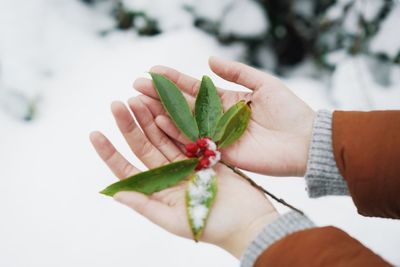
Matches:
[1,1,399,267]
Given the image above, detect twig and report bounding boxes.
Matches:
[221,160,304,215]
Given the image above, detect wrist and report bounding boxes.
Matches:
[219,209,279,259]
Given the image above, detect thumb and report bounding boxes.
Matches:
[208,56,267,91]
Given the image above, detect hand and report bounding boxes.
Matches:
[134,57,315,177]
[90,98,278,258]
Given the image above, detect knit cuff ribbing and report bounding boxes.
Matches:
[240,211,315,267]
[305,110,349,197]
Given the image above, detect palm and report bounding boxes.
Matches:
[135,58,314,177]
[147,164,272,245]
[219,85,314,176]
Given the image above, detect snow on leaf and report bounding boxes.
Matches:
[186,168,217,241]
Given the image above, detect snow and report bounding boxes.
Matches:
[0,0,399,267]
[206,139,217,151]
[190,0,268,38]
[121,0,193,31]
[343,6,360,35]
[324,49,347,66]
[208,151,221,167]
[219,0,268,38]
[370,3,400,58]
[188,169,215,203]
[122,0,268,36]
[188,183,212,203]
[325,0,351,21]
[358,0,384,21]
[0,89,37,121]
[188,169,215,230]
[191,0,235,22]
[325,0,384,24]
[196,168,216,185]
[189,205,209,230]
[134,16,148,30]
[330,56,400,110]
[325,0,400,58]
[205,139,220,167]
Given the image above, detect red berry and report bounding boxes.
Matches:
[200,156,210,167]
[185,143,199,154]
[196,138,208,149]
[195,156,210,170]
[185,151,196,158]
[203,149,216,157]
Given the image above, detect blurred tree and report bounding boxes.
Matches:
[82,0,399,85]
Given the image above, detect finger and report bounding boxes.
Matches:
[155,115,191,144]
[114,191,182,235]
[111,101,169,168]
[209,56,269,91]
[133,77,196,107]
[136,94,166,118]
[127,97,185,162]
[150,65,202,97]
[89,131,139,179]
[133,78,159,99]
[136,96,187,149]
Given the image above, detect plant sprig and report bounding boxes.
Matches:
[101,73,303,241]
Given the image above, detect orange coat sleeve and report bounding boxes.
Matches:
[332,111,400,218]
[254,227,391,267]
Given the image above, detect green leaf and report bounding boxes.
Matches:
[100,159,199,197]
[212,101,243,142]
[186,169,217,241]
[195,76,223,138]
[213,101,251,148]
[150,73,199,141]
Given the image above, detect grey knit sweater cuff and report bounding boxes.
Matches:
[240,211,315,267]
[304,110,349,197]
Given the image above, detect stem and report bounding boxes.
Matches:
[221,160,304,215]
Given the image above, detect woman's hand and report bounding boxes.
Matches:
[90,98,278,258]
[134,57,315,177]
